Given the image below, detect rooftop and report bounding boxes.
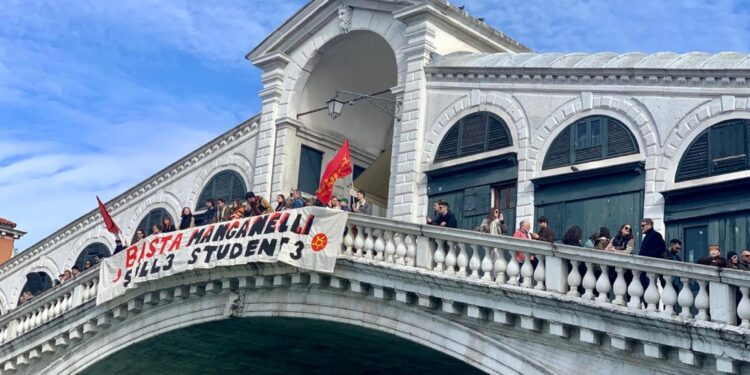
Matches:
[432,52,750,70]
[0,218,16,229]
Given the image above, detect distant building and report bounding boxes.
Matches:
[0,217,25,263]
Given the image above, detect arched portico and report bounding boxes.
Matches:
[271,27,401,213]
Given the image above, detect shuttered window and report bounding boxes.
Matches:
[196,171,248,210]
[133,208,174,242]
[542,116,638,170]
[298,146,324,195]
[435,112,512,162]
[676,119,750,182]
[75,243,110,269]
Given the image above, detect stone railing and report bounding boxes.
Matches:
[2,213,749,369]
[0,267,99,350]
[345,214,750,330]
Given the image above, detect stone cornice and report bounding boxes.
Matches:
[0,115,261,278]
[394,0,531,53]
[425,66,750,88]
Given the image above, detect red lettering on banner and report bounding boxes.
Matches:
[168,233,183,252]
[146,238,159,258]
[125,245,138,268]
[158,235,173,254]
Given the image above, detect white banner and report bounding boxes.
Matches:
[97,207,347,305]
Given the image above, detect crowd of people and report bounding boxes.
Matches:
[18,256,100,306]
[426,202,750,271]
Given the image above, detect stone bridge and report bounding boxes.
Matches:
[0,214,748,374]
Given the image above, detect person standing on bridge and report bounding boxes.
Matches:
[479,207,507,235]
[638,218,666,259]
[436,201,457,228]
[513,220,535,264]
[352,190,372,215]
[531,216,554,242]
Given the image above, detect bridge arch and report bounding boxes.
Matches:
[45,271,555,375]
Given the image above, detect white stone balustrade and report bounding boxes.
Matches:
[346,213,750,329]
[0,267,99,344]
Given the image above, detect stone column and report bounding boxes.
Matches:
[389,10,437,223]
[250,52,290,199]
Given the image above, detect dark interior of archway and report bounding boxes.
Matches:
[81,317,484,375]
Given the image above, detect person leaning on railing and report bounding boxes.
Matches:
[605,224,634,254]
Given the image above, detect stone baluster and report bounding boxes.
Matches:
[363,227,375,259]
[456,242,469,276]
[595,265,611,303]
[612,267,627,306]
[384,231,396,263]
[695,280,709,321]
[627,270,644,309]
[53,297,61,316]
[405,234,416,267]
[738,287,750,328]
[373,229,385,261]
[581,262,597,300]
[394,233,406,265]
[480,246,493,281]
[493,248,507,284]
[353,226,365,257]
[468,245,481,279]
[506,250,520,286]
[534,255,546,291]
[343,224,354,255]
[677,278,694,319]
[567,260,582,297]
[644,273,660,311]
[40,304,49,323]
[520,255,534,288]
[661,275,678,316]
[444,241,457,275]
[433,239,446,272]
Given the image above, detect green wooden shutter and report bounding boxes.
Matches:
[487,115,511,149]
[436,126,460,162]
[543,127,572,169]
[607,121,638,157]
[75,243,111,269]
[459,114,488,156]
[676,132,709,182]
[197,171,248,210]
[133,208,173,242]
[298,146,323,194]
[711,121,747,174]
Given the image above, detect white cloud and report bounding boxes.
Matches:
[0,1,305,251]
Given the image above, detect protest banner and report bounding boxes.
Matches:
[97,207,346,305]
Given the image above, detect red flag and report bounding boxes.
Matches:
[316,140,353,205]
[97,196,122,236]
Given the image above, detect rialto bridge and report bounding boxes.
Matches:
[3,0,750,374]
[0,213,748,374]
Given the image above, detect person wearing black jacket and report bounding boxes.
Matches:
[638,218,666,258]
[437,201,457,228]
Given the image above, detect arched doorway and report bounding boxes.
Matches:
[293,30,398,214]
[80,317,483,375]
[195,170,248,225]
[534,115,643,243]
[18,271,53,305]
[664,119,750,262]
[132,208,174,242]
[74,242,110,270]
[426,111,516,230]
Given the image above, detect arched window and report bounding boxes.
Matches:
[74,242,110,270]
[132,208,173,243]
[196,170,247,210]
[676,119,750,182]
[543,116,639,170]
[434,112,512,162]
[19,272,53,304]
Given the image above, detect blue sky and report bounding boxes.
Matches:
[1,0,749,251]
